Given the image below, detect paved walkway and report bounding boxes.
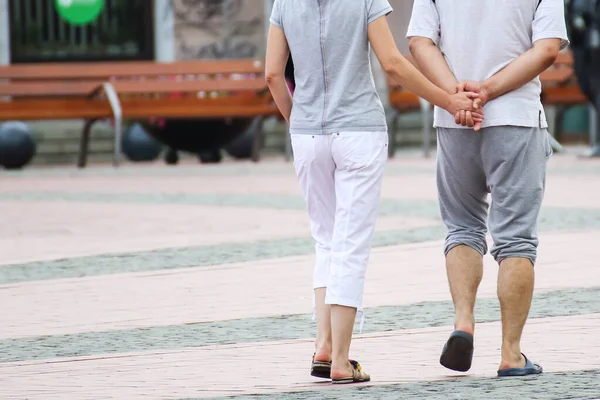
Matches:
[1,152,599,399]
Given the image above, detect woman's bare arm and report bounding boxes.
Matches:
[368,16,478,116]
[265,25,293,123]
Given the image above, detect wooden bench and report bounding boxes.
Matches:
[540,50,589,144]
[0,60,280,167]
[387,56,433,158]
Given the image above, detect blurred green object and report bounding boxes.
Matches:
[55,0,104,25]
[562,105,589,135]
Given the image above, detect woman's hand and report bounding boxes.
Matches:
[445,91,480,118]
[454,81,490,131]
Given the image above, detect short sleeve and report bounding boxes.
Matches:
[532,0,570,50]
[367,0,393,25]
[406,0,441,46]
[270,0,283,30]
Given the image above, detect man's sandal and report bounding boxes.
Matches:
[331,360,371,384]
[497,354,543,377]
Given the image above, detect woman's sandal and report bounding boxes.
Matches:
[310,354,332,379]
[331,360,371,384]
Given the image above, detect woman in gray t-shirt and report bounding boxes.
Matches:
[266,0,479,383]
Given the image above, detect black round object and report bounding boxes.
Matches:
[0,121,37,170]
[198,149,223,164]
[148,118,253,154]
[165,148,179,165]
[224,117,263,160]
[122,123,163,162]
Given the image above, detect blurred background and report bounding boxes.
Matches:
[0,0,597,168]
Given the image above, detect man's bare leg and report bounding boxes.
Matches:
[497,257,534,370]
[313,288,332,362]
[447,245,484,335]
[439,244,484,371]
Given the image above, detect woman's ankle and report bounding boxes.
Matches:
[314,343,332,362]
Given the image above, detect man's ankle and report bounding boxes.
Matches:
[499,349,525,369]
[454,315,475,335]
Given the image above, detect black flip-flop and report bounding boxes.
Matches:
[311,354,331,379]
[440,330,474,372]
[497,354,543,377]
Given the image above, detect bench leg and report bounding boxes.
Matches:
[554,106,567,143]
[590,103,599,147]
[284,122,292,162]
[589,102,600,157]
[547,133,565,153]
[388,110,399,158]
[420,99,432,158]
[251,116,266,163]
[78,119,97,168]
[113,115,123,167]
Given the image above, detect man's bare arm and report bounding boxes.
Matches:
[408,36,481,127]
[408,37,458,95]
[481,38,561,103]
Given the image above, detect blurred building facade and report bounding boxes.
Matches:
[0,0,276,65]
[0,0,412,64]
[0,0,414,165]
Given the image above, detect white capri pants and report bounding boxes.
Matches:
[291,131,387,309]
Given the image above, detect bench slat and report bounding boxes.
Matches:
[0,96,277,120]
[0,60,265,80]
[0,99,113,120]
[111,79,268,95]
[0,79,268,97]
[542,86,588,105]
[389,89,422,111]
[540,68,574,85]
[121,102,279,119]
[0,82,101,97]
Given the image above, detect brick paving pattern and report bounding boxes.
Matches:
[0,152,599,399]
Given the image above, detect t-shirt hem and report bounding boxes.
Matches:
[368,6,393,24]
[433,118,548,129]
[269,18,283,30]
[406,29,440,45]
[290,125,388,135]
[532,32,570,50]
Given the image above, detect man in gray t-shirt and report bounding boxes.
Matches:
[408,0,569,377]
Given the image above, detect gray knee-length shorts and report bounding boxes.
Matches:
[436,126,553,265]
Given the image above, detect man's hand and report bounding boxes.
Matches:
[453,38,562,131]
[445,91,481,118]
[408,37,485,129]
[455,80,490,131]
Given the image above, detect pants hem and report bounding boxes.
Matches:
[495,253,537,266]
[325,295,361,309]
[444,240,487,257]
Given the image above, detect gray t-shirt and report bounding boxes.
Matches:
[270,0,393,135]
[407,0,569,129]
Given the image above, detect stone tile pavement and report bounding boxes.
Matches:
[0,152,599,399]
[1,315,599,399]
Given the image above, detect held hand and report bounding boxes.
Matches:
[455,81,490,131]
[454,110,484,129]
[446,91,480,119]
